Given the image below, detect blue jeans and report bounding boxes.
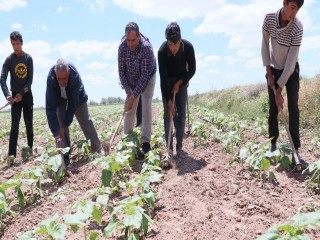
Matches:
[9,91,34,157]
[162,80,188,151]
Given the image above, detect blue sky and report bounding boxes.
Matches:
[0,0,319,107]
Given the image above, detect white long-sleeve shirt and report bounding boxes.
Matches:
[261,8,303,88]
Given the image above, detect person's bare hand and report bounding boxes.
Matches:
[15,93,22,103]
[275,93,284,110]
[172,80,183,94]
[6,96,14,105]
[267,75,275,88]
[125,94,135,112]
[55,136,65,148]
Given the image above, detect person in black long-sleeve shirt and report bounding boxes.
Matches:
[0,31,34,163]
[158,22,196,158]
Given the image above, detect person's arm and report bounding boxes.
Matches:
[0,57,11,98]
[180,41,196,84]
[45,69,60,136]
[261,14,276,89]
[118,43,131,94]
[132,43,156,97]
[64,71,82,128]
[277,45,301,88]
[23,54,33,94]
[158,44,172,104]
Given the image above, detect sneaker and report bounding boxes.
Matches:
[64,154,70,166]
[176,149,186,159]
[142,142,151,154]
[136,143,151,159]
[270,143,277,152]
[6,155,15,167]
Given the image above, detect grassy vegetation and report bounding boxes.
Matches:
[190,75,320,129]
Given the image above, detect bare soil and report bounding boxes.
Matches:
[0,108,319,240]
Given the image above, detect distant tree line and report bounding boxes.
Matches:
[89,97,125,105]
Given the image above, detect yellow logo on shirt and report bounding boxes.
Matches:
[15,63,27,79]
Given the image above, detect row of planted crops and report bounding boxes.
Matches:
[0,103,319,239]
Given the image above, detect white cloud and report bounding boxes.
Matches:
[24,40,53,69]
[0,0,27,11]
[236,49,256,59]
[85,62,108,70]
[224,56,238,66]
[83,74,109,85]
[224,71,244,79]
[112,0,225,20]
[111,0,316,53]
[81,0,110,12]
[301,35,320,52]
[54,40,118,61]
[204,55,222,64]
[57,6,63,14]
[245,57,261,69]
[11,23,22,29]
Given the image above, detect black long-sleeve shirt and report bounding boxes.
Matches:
[158,39,196,103]
[0,52,33,97]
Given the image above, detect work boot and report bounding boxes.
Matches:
[270,143,277,152]
[6,155,15,167]
[142,142,151,154]
[64,154,70,166]
[136,142,151,159]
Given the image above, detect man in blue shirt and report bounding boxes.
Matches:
[46,58,103,166]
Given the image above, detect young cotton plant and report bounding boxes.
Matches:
[18,213,67,240]
[63,199,103,238]
[239,139,277,182]
[191,121,208,147]
[303,160,320,190]
[37,146,70,184]
[257,211,320,240]
[104,194,155,240]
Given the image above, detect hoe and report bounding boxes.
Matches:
[273,87,302,171]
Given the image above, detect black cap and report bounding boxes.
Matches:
[165,22,181,44]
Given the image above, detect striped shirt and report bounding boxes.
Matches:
[118,34,157,97]
[261,8,303,88]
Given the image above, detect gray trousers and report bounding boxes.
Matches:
[56,100,102,153]
[124,73,156,144]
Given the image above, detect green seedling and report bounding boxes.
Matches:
[257,211,320,240]
[303,160,320,189]
[191,121,208,147]
[19,213,67,240]
[64,199,102,238]
[104,195,155,240]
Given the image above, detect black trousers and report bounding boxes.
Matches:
[162,79,188,151]
[9,91,34,157]
[267,62,300,150]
